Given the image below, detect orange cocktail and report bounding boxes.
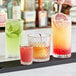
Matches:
[28,34,50,62]
[33,44,50,59]
[52,13,71,58]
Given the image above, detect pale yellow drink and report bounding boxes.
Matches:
[52,13,71,58]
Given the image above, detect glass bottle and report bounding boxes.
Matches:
[7,0,21,19]
[47,0,58,26]
[0,0,7,27]
[12,0,21,19]
[7,0,12,19]
[36,0,48,27]
[22,0,36,28]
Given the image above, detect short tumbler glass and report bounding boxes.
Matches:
[20,46,33,65]
[28,34,51,62]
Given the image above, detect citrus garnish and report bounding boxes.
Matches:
[6,20,22,38]
[53,13,68,29]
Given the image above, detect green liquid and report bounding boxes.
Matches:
[6,20,23,58]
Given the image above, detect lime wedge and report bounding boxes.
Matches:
[6,20,22,38]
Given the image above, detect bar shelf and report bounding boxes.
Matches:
[0,22,76,32]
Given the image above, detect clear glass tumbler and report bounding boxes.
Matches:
[28,33,51,62]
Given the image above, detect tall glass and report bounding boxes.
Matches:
[52,14,71,58]
[28,34,51,62]
[5,19,23,58]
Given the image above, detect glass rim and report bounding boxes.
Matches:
[51,14,71,22]
[6,19,24,22]
[20,46,33,48]
[28,33,51,38]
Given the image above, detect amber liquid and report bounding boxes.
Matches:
[33,46,50,59]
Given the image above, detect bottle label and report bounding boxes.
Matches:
[0,11,7,27]
[13,6,21,19]
[23,11,36,22]
[25,22,35,28]
[39,11,47,27]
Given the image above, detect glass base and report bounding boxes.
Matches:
[33,57,50,62]
[21,61,32,65]
[53,53,71,58]
[5,55,19,59]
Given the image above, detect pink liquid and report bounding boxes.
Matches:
[53,47,71,55]
[20,46,33,62]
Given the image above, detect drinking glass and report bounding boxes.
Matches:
[28,34,51,62]
[6,19,23,58]
[20,46,33,65]
[52,14,71,58]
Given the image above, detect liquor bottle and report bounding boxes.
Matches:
[20,0,24,12]
[7,0,21,19]
[35,0,38,10]
[48,1,58,26]
[22,0,36,28]
[12,0,21,19]
[0,0,7,27]
[36,0,48,27]
[7,0,12,19]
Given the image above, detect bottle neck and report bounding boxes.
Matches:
[38,0,43,10]
[12,0,19,6]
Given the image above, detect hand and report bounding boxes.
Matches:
[64,0,76,6]
[58,0,65,4]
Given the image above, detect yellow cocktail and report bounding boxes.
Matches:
[52,13,71,58]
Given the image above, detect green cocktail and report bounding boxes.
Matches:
[6,19,23,58]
